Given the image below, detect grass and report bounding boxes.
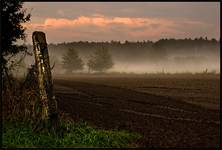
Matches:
[2,71,141,148]
[2,121,141,148]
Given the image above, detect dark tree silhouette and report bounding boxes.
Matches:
[87,46,113,73]
[2,0,31,73]
[62,48,84,73]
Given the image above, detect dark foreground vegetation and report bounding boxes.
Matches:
[3,120,140,148]
[2,75,141,148]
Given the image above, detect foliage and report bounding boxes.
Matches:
[62,48,84,73]
[2,0,31,72]
[2,72,141,148]
[3,119,141,148]
[87,46,113,72]
[2,66,43,128]
[7,53,29,77]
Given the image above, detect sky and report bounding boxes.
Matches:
[23,2,220,44]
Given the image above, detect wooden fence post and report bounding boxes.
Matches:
[32,31,58,129]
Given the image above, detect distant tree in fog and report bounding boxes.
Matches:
[87,46,113,73]
[62,48,84,73]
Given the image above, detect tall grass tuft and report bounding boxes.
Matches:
[3,65,46,130]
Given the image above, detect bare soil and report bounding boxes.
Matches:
[53,74,220,148]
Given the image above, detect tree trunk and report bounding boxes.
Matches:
[32,31,58,130]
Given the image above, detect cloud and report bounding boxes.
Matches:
[25,15,174,29]
[23,15,216,43]
[57,10,65,16]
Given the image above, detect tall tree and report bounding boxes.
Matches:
[2,0,31,74]
[87,46,113,72]
[62,48,84,73]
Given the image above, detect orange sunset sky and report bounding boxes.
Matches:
[23,2,220,44]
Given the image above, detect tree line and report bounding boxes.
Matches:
[26,37,219,56]
[43,37,219,54]
[25,37,219,63]
[24,37,220,74]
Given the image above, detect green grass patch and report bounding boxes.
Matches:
[3,121,141,148]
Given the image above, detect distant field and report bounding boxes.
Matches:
[53,74,220,148]
[54,74,220,110]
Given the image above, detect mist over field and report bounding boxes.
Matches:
[9,2,218,77]
[13,38,219,77]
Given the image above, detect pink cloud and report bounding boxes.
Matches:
[25,15,174,29]
[45,18,73,27]
[23,15,212,43]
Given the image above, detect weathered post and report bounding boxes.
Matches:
[32,31,58,129]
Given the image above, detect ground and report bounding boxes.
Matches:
[53,74,220,148]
